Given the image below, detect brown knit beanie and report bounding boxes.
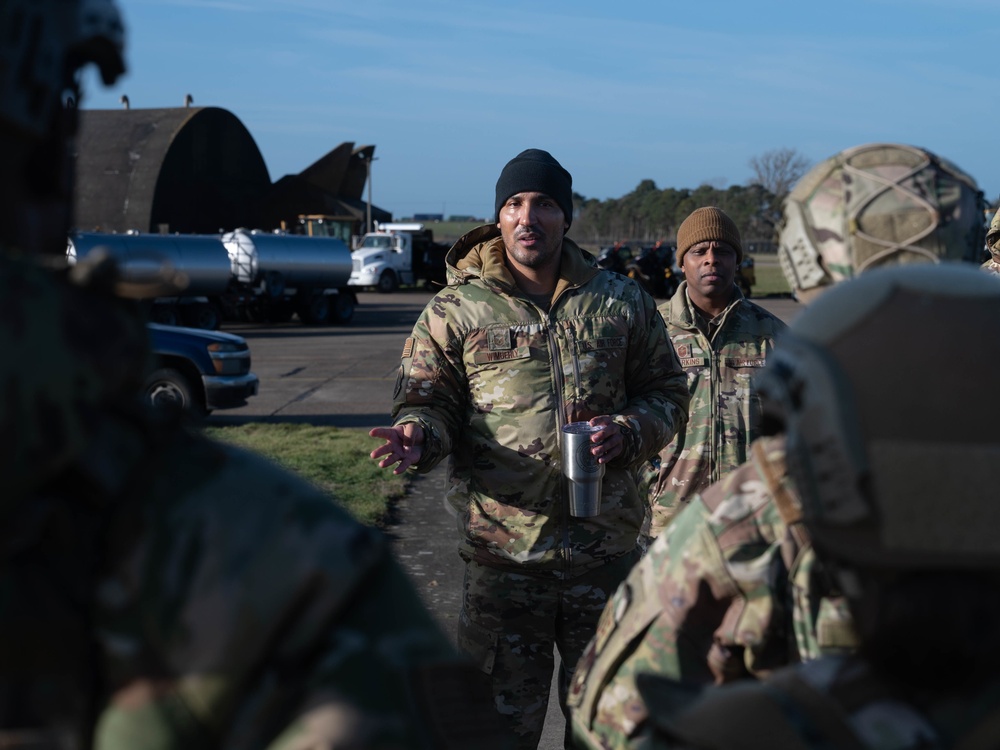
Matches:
[676,207,743,266]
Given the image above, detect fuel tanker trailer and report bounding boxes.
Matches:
[67,229,356,328]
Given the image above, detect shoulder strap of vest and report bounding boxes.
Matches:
[751,439,807,547]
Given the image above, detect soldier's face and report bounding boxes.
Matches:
[682,240,737,303]
[497,192,567,273]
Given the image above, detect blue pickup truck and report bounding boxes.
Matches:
[145,323,259,416]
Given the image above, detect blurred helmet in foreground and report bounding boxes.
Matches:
[778,143,984,303]
[986,208,1000,263]
[757,264,1000,572]
[0,0,125,253]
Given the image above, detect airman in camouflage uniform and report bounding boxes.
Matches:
[568,143,985,750]
[649,207,786,534]
[982,209,1000,275]
[634,264,1000,749]
[0,3,500,748]
[370,149,689,749]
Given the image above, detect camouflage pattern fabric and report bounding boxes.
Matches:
[392,224,690,577]
[457,552,639,750]
[95,434,495,750]
[0,252,501,750]
[633,655,1000,749]
[779,143,983,300]
[984,209,1000,275]
[648,282,786,534]
[567,435,858,750]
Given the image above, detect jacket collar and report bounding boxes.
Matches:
[446,224,600,297]
[668,280,745,331]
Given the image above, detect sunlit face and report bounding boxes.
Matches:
[497,192,567,274]
[682,240,738,304]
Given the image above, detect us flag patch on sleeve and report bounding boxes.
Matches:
[402,337,414,358]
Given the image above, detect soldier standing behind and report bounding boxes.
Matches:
[648,207,786,534]
[0,2,501,748]
[370,149,690,749]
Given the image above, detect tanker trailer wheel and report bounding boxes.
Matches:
[143,367,206,418]
[297,292,331,325]
[331,293,355,324]
[148,303,178,326]
[181,302,223,330]
[377,270,398,293]
[265,299,294,323]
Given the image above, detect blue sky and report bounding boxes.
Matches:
[82,0,1000,220]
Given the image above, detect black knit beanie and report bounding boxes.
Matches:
[494,149,574,228]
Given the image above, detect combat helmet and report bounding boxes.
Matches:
[757,264,1000,572]
[778,143,985,302]
[986,208,1000,265]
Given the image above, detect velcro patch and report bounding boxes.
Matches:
[401,337,414,358]
[577,336,626,352]
[487,328,512,351]
[681,357,709,368]
[473,346,531,364]
[725,357,766,368]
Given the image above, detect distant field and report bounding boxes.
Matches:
[749,254,791,297]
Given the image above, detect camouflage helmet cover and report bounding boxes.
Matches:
[0,0,125,141]
[987,208,1000,261]
[757,264,1000,571]
[778,143,985,302]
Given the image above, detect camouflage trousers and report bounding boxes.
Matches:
[457,551,640,750]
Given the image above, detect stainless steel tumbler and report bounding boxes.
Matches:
[561,421,605,517]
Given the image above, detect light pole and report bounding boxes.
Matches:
[366,155,379,232]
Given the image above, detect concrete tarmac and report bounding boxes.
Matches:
[212,287,801,749]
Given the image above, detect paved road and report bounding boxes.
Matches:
[209,288,802,749]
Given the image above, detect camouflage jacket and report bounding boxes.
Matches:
[391,225,689,577]
[634,656,1000,749]
[567,435,858,750]
[0,254,497,750]
[649,283,785,533]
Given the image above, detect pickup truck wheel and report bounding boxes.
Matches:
[143,367,206,417]
[377,270,398,294]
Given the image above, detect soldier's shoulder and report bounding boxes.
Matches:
[697,437,786,537]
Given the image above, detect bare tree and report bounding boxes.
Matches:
[748,147,810,200]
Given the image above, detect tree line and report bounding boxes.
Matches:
[569,148,810,251]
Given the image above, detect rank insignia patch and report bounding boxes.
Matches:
[487,328,512,351]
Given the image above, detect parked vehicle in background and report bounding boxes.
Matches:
[625,243,680,299]
[145,323,259,417]
[67,229,356,328]
[349,222,449,292]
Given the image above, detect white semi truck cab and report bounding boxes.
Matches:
[349,222,447,293]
